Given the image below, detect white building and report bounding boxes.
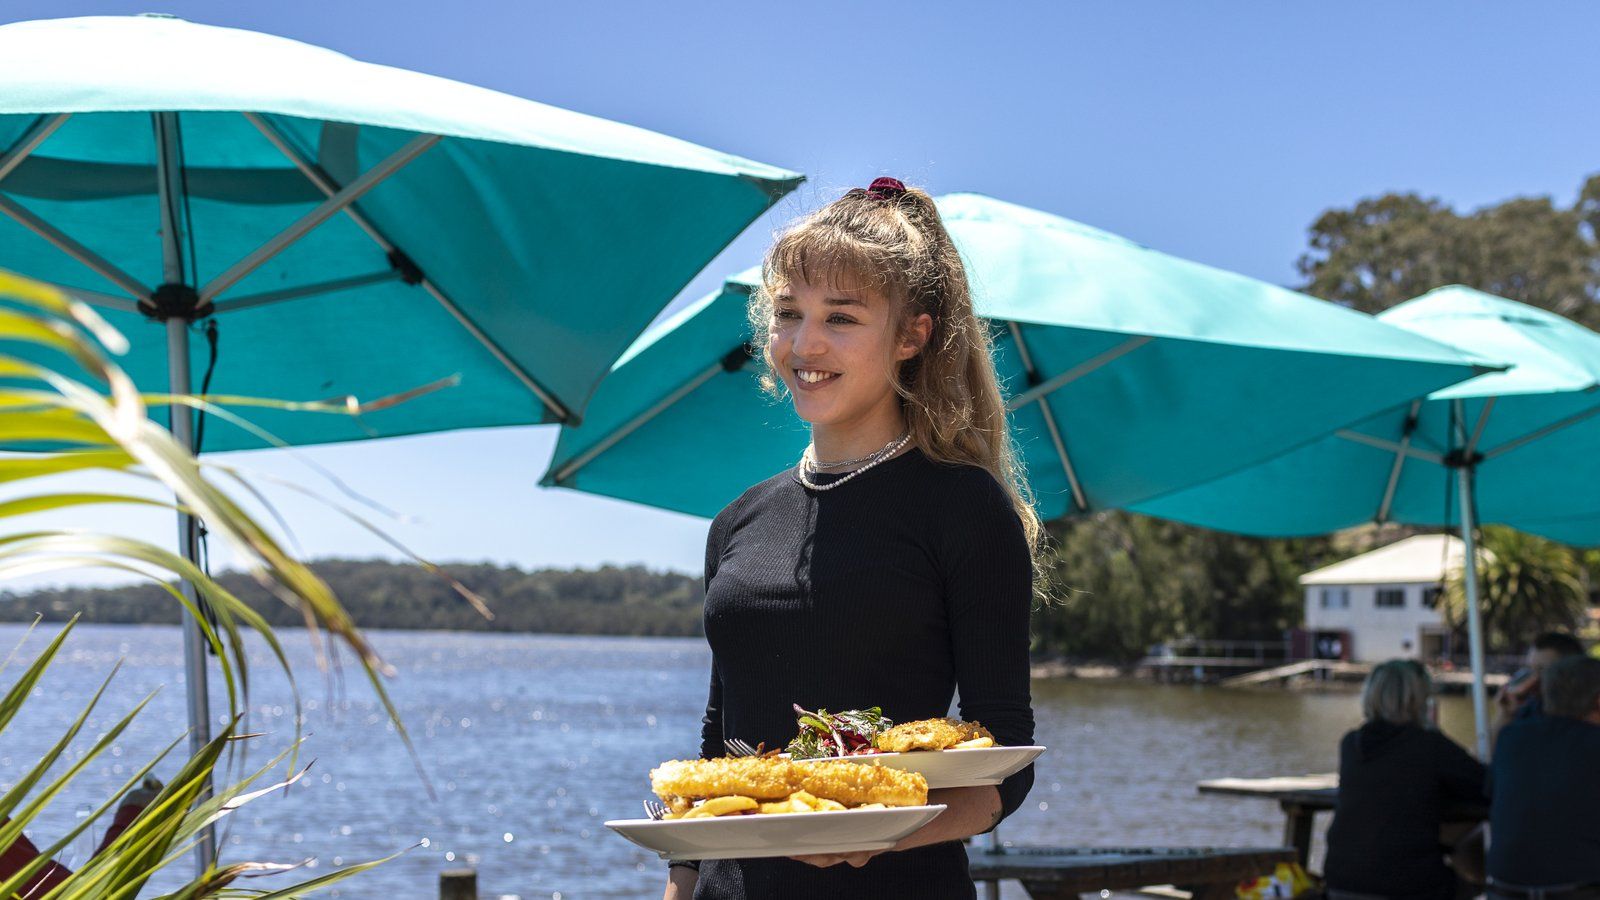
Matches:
[1300,534,1465,662]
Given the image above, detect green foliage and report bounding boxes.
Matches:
[1,559,704,637]
[1033,512,1338,661]
[1443,525,1587,651]
[1298,175,1600,326]
[0,270,401,894]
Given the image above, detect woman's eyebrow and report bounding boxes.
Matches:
[825,296,866,307]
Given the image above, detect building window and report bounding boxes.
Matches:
[1376,588,1406,609]
[1320,588,1350,610]
[1422,587,1442,609]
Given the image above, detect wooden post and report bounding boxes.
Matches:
[440,868,476,900]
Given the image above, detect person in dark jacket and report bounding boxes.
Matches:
[1487,655,1600,898]
[1324,660,1486,900]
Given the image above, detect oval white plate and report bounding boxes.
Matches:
[606,804,946,860]
[790,746,1045,789]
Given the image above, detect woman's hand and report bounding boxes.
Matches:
[790,785,1002,868]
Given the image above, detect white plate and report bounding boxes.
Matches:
[790,746,1045,789]
[606,804,946,860]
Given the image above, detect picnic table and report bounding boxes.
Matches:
[1196,773,1487,869]
[968,845,1296,899]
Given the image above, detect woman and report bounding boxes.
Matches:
[1324,660,1486,900]
[664,178,1042,900]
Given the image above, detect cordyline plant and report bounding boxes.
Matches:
[0,269,473,896]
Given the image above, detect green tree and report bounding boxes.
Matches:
[1298,175,1600,325]
[1443,525,1587,652]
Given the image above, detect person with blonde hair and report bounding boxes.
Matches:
[664,178,1040,900]
[1324,660,1485,900]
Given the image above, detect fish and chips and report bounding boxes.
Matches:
[648,756,927,819]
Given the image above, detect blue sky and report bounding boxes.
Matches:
[3,1,1598,584]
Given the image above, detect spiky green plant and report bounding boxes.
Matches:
[0,270,444,896]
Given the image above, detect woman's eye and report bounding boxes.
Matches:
[827,314,856,325]
[774,309,799,321]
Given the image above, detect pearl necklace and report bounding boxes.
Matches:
[796,432,911,492]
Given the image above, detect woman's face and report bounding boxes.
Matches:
[768,276,929,430]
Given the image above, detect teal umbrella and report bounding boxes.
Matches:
[1134,285,1600,756]
[541,194,1488,522]
[0,13,799,867]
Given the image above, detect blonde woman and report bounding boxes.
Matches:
[1324,660,1485,900]
[665,179,1042,900]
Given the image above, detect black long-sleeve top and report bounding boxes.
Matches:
[1488,713,1600,886]
[1323,721,1486,900]
[693,448,1036,900]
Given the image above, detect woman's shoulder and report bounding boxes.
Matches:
[904,450,1014,513]
[709,465,800,529]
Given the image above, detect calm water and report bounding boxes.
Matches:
[0,624,1475,899]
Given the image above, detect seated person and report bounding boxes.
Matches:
[1325,660,1486,900]
[1495,631,1586,732]
[0,777,161,894]
[1487,656,1600,898]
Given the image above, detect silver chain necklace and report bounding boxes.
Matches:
[796,432,911,492]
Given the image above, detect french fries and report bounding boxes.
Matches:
[951,736,994,749]
[678,796,758,818]
[669,790,856,819]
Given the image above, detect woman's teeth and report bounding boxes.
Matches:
[797,369,839,384]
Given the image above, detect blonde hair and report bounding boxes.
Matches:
[749,181,1047,580]
[1361,660,1433,726]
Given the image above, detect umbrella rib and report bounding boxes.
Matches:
[211,269,406,314]
[551,359,726,485]
[239,112,574,423]
[0,194,151,300]
[0,114,70,185]
[40,281,142,313]
[1006,321,1088,512]
[1335,428,1445,465]
[1004,335,1152,411]
[1375,399,1423,524]
[1463,397,1496,459]
[1481,400,1600,462]
[197,132,442,305]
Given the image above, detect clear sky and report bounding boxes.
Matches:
[3,1,1598,586]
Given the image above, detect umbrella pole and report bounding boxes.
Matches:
[1457,462,1491,759]
[155,111,218,875]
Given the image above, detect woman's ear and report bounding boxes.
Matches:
[898,313,933,361]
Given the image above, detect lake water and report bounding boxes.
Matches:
[0,624,1475,898]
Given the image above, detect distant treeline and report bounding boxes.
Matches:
[0,559,705,637]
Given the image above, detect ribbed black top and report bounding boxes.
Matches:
[692,447,1036,900]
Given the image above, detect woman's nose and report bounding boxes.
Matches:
[792,317,828,357]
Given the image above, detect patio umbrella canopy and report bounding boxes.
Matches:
[542,193,1490,521]
[0,14,801,441]
[0,14,800,872]
[1134,285,1600,756]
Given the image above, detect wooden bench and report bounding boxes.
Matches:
[968,845,1298,899]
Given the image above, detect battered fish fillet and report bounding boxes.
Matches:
[875,718,995,753]
[798,761,928,807]
[649,756,927,808]
[649,757,801,802]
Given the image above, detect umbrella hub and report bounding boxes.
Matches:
[1443,448,1485,470]
[141,283,214,323]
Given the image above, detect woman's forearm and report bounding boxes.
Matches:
[663,864,698,899]
[892,785,1002,851]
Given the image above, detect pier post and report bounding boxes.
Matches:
[440,868,477,899]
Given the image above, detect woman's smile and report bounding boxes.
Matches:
[794,367,841,388]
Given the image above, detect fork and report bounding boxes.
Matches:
[643,799,669,821]
[724,737,762,758]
